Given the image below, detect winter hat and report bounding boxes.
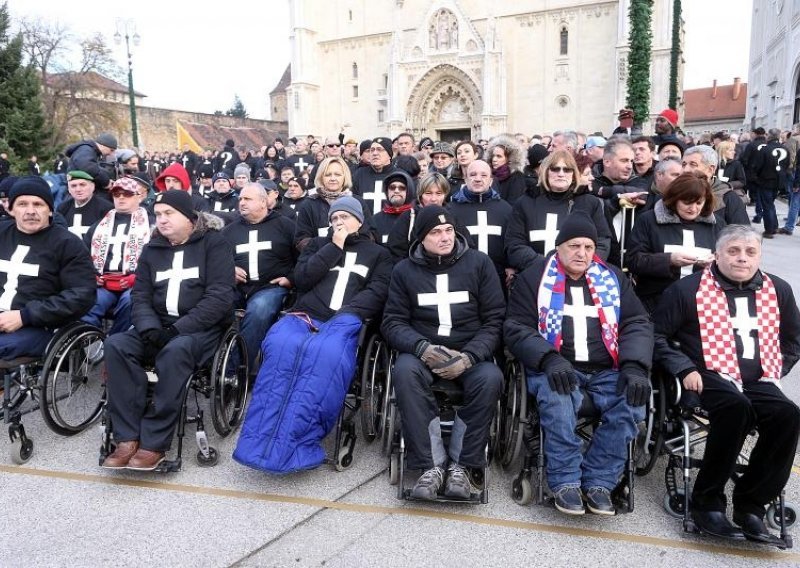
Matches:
[67,170,93,181]
[430,142,455,157]
[658,136,686,156]
[658,109,679,127]
[359,139,373,155]
[212,172,231,185]
[128,172,152,191]
[584,136,607,150]
[225,139,235,148]
[372,137,393,155]
[414,205,455,242]
[527,144,549,170]
[153,189,197,221]
[110,177,141,195]
[234,164,251,179]
[394,155,421,179]
[555,212,597,247]
[0,175,18,199]
[9,176,54,211]
[328,195,364,224]
[418,137,435,151]
[95,133,118,150]
[258,179,279,192]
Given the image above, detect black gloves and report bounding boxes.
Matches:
[154,326,179,348]
[617,369,651,407]
[541,352,577,396]
[140,326,179,364]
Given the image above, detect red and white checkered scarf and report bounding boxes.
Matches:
[90,207,151,275]
[696,266,782,387]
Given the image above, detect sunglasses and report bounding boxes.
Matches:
[548,166,572,174]
[111,189,139,197]
[326,144,340,148]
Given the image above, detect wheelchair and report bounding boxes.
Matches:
[2,322,106,464]
[379,351,499,504]
[656,372,796,549]
[98,311,250,472]
[497,356,657,514]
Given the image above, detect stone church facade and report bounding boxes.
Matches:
[287,0,681,141]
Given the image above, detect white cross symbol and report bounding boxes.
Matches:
[107,224,129,272]
[417,274,470,337]
[529,213,560,254]
[717,167,730,183]
[467,210,502,254]
[732,297,759,360]
[329,252,369,310]
[294,157,309,173]
[562,285,599,362]
[663,230,711,278]
[381,234,389,244]
[69,213,90,237]
[0,245,40,310]
[182,155,189,169]
[317,225,329,237]
[155,251,200,317]
[362,180,384,215]
[236,230,272,281]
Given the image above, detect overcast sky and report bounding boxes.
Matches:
[11,0,751,120]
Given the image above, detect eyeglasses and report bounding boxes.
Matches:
[548,166,573,174]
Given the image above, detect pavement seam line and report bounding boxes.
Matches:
[1,464,798,563]
[226,468,386,567]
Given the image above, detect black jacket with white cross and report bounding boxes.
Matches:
[132,213,235,334]
[57,195,113,239]
[381,233,506,362]
[222,210,298,300]
[0,221,95,328]
[294,194,373,251]
[292,225,392,323]
[504,253,652,377]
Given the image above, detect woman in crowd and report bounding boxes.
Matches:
[485,134,526,204]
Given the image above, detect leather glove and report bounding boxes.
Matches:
[141,329,161,346]
[541,352,577,396]
[617,370,651,407]
[417,341,458,369]
[431,351,473,380]
[154,326,179,348]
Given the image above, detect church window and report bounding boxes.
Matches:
[560,26,568,56]
[348,9,353,21]
[794,71,800,125]
[294,92,300,110]
[353,85,359,99]
[378,109,385,122]
[352,63,359,79]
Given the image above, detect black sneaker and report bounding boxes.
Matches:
[410,466,444,500]
[583,487,615,515]
[444,463,475,499]
[553,486,585,515]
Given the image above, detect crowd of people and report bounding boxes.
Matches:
[0,107,799,543]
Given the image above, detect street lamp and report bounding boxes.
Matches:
[114,19,141,148]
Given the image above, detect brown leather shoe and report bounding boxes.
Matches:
[126,448,166,471]
[101,441,140,469]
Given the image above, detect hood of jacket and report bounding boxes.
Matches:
[408,231,470,268]
[154,162,191,192]
[64,140,99,159]
[382,170,416,205]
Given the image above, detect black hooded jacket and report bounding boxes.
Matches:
[65,140,111,189]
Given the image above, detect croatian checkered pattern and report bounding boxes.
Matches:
[697,267,783,383]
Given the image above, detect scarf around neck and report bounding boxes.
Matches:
[90,207,151,274]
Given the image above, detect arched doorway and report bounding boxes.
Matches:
[406,64,483,141]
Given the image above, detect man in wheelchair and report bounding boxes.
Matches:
[102,190,235,470]
[654,224,800,541]
[0,177,95,357]
[504,212,653,515]
[381,206,505,500]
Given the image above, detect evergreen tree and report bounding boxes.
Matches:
[0,2,49,173]
[226,95,248,119]
[626,0,653,128]
[668,0,682,110]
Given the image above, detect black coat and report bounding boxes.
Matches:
[65,140,111,188]
[57,195,113,239]
[719,160,747,191]
[206,190,240,213]
[292,228,392,322]
[0,221,95,328]
[448,191,512,277]
[496,170,526,204]
[386,204,475,262]
[222,210,297,299]
[504,254,652,375]
[710,178,749,226]
[351,164,399,217]
[505,188,611,271]
[654,266,800,383]
[752,140,791,190]
[132,214,235,334]
[294,194,372,250]
[626,200,721,306]
[381,235,505,361]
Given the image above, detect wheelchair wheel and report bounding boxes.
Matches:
[511,476,533,506]
[663,489,685,519]
[767,501,798,531]
[499,359,527,468]
[635,372,666,476]
[359,335,389,443]
[388,453,400,485]
[197,446,219,467]
[211,327,249,437]
[39,324,106,436]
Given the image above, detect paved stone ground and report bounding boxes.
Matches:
[2,200,800,567]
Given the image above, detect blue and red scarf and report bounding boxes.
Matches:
[537,253,621,368]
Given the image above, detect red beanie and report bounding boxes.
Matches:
[659,109,679,127]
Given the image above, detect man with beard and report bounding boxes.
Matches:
[381,205,505,500]
[653,109,679,149]
[57,171,113,238]
[352,137,399,217]
[222,182,296,370]
[370,170,416,244]
[101,190,235,471]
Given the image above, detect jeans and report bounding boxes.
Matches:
[784,187,800,232]
[526,368,645,492]
[757,186,778,234]
[81,288,132,335]
[240,286,288,370]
